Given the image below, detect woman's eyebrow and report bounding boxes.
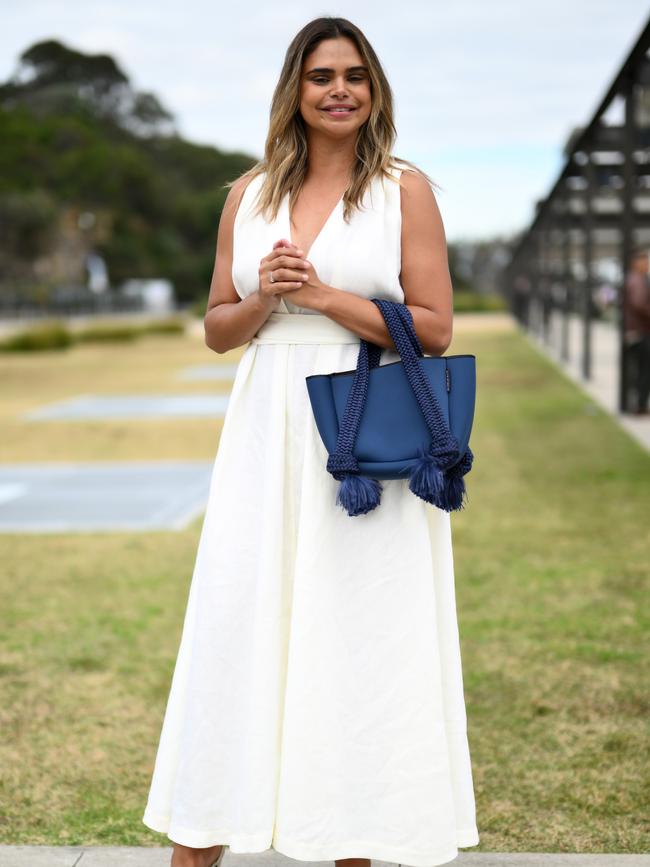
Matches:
[305,65,368,74]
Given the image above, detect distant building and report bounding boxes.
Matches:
[119,278,176,313]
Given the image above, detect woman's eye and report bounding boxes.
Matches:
[312,76,365,84]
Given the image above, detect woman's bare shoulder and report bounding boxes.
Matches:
[221,171,261,226]
[398,166,434,195]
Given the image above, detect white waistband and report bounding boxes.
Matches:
[251,312,360,345]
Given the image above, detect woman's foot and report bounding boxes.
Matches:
[171,843,225,867]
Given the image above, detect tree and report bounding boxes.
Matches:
[0,39,176,137]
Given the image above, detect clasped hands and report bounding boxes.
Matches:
[258,239,328,311]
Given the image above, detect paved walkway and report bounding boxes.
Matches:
[1,848,649,867]
[520,307,650,453]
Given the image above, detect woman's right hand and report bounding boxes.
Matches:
[259,239,309,307]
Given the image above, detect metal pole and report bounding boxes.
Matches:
[582,154,595,380]
[620,73,636,413]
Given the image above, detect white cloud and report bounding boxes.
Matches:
[1,0,648,239]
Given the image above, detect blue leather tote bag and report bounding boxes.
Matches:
[305,298,476,517]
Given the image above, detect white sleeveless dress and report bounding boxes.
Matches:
[142,165,480,867]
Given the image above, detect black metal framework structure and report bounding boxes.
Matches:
[503,18,650,413]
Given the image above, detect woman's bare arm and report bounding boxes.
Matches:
[203,176,279,354]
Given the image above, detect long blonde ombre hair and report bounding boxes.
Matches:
[225,16,440,225]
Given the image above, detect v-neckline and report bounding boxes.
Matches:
[284,188,345,260]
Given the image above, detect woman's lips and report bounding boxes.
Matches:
[320,108,356,118]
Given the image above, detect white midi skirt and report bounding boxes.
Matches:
[142,314,480,867]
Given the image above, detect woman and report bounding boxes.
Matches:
[143,16,480,867]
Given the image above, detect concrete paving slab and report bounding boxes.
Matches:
[0,847,83,867]
[176,364,240,381]
[459,856,650,866]
[0,461,212,533]
[0,847,649,867]
[23,395,230,421]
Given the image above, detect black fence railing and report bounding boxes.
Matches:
[0,287,146,320]
[502,16,650,415]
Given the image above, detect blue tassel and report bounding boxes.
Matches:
[438,467,467,511]
[408,446,445,504]
[336,474,382,516]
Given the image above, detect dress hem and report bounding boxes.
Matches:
[142,807,480,867]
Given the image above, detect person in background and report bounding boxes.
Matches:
[623,246,650,414]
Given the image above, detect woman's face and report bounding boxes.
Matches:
[299,37,372,137]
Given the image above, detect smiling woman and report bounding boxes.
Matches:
[142,15,479,867]
[303,61,370,123]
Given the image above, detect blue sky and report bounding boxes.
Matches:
[2,0,649,242]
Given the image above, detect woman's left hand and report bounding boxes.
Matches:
[269,238,328,310]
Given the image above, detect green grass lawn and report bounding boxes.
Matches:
[0,314,648,853]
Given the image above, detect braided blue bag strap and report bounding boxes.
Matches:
[388,301,475,492]
[377,300,459,466]
[325,299,474,516]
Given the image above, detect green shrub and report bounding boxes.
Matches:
[74,318,186,343]
[141,318,186,335]
[453,291,507,312]
[0,316,188,351]
[0,322,73,351]
[75,325,139,343]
